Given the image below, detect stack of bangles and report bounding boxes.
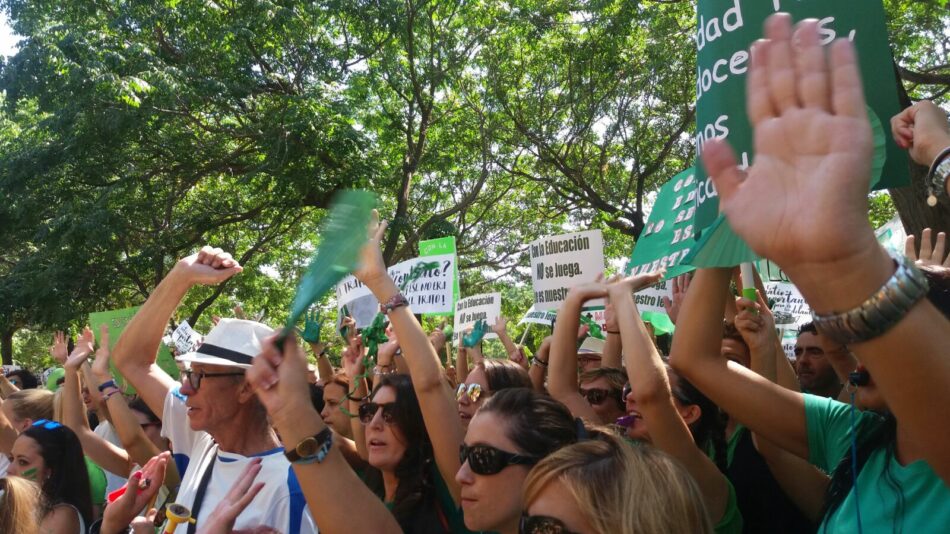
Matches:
[97,380,122,401]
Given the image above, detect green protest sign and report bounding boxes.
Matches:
[89,306,178,393]
[693,0,908,230]
[626,169,699,279]
[419,236,460,316]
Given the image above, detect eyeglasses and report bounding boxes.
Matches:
[578,387,621,406]
[520,513,581,534]
[358,402,397,425]
[31,419,62,430]
[459,444,538,476]
[456,383,484,403]
[182,369,245,390]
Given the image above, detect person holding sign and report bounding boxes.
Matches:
[673,13,950,532]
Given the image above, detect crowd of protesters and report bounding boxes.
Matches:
[1,14,949,534]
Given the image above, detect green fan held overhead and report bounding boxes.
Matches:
[278,190,377,348]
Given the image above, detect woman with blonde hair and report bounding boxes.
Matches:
[522,434,713,534]
[0,476,44,534]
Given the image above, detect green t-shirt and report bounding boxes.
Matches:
[804,394,950,533]
[84,456,107,506]
[713,477,743,534]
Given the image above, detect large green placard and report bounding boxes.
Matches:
[693,0,908,229]
[627,168,698,279]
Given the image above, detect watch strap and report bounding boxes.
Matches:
[380,293,409,315]
[926,146,950,206]
[285,427,333,464]
[811,251,929,345]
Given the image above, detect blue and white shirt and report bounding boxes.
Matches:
[162,386,317,533]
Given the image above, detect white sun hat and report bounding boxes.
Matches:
[577,336,606,355]
[175,318,274,369]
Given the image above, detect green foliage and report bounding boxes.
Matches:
[869,192,898,229]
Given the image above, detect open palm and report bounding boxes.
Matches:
[703,16,875,272]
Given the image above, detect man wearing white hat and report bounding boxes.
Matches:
[113,246,317,533]
[576,336,605,372]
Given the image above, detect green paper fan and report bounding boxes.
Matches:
[285,190,377,332]
[641,311,675,335]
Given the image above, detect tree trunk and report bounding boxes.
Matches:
[1,328,13,366]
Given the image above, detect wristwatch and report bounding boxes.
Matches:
[285,427,333,465]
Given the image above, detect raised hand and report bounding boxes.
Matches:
[734,292,777,352]
[301,309,322,344]
[662,274,691,325]
[491,317,508,337]
[905,228,950,267]
[100,452,170,534]
[248,333,314,424]
[701,16,882,298]
[51,331,69,365]
[91,324,114,383]
[341,335,366,380]
[604,271,666,302]
[172,246,243,287]
[353,210,390,290]
[891,100,950,168]
[65,327,95,371]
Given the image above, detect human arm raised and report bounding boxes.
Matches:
[601,298,623,370]
[249,332,401,534]
[63,327,131,478]
[112,246,242,419]
[702,15,950,481]
[528,336,550,393]
[547,279,605,423]
[352,213,464,503]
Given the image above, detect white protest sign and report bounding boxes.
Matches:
[2,365,21,375]
[336,254,456,328]
[755,260,812,327]
[529,230,605,311]
[454,293,501,343]
[519,307,558,327]
[172,321,203,354]
[633,280,673,316]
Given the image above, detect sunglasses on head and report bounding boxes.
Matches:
[578,387,621,406]
[459,443,538,476]
[31,419,62,430]
[520,513,581,534]
[456,383,484,403]
[358,402,397,425]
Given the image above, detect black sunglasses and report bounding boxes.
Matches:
[579,387,621,406]
[520,513,581,534]
[182,369,245,390]
[459,444,538,476]
[358,402,397,425]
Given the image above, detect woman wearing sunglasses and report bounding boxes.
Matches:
[7,419,93,533]
[522,433,713,534]
[457,388,586,534]
[457,360,531,427]
[344,212,472,533]
[560,273,741,533]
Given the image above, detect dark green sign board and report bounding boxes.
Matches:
[627,169,698,279]
[693,0,908,229]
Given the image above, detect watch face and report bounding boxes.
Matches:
[297,437,319,457]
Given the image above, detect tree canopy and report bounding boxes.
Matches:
[1,0,948,365]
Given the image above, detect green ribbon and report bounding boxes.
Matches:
[462,319,488,348]
[579,315,605,340]
[361,313,389,360]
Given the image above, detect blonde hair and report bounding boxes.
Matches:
[523,435,713,534]
[0,476,44,534]
[5,389,54,424]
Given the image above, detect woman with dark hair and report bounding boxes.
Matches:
[355,374,455,532]
[456,388,584,534]
[7,419,93,533]
[456,359,531,427]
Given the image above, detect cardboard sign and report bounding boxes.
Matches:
[336,254,456,328]
[529,230,605,311]
[419,237,460,315]
[90,306,179,392]
[627,169,698,278]
[693,0,908,229]
[454,293,501,343]
[875,216,907,256]
[519,308,558,327]
[171,321,203,355]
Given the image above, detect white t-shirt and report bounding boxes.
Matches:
[94,421,128,494]
[162,386,318,534]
